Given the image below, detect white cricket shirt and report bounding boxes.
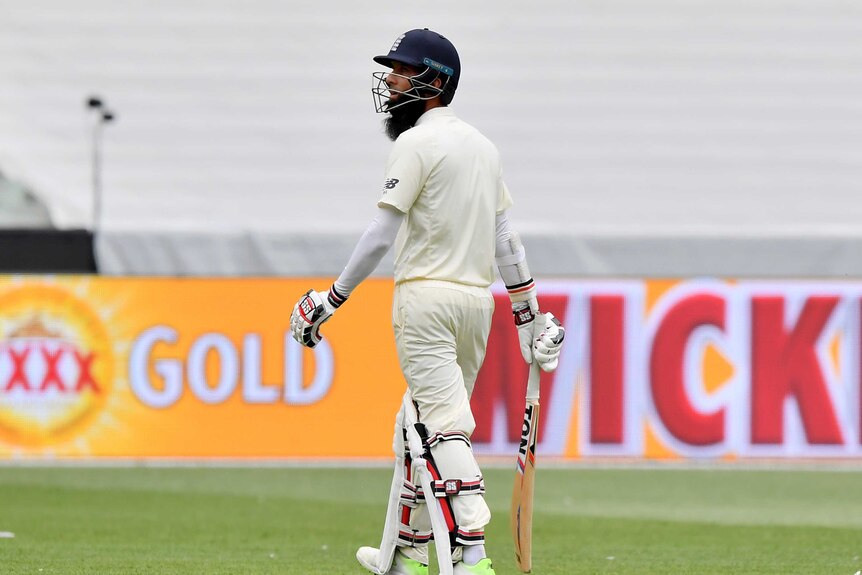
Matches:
[378,107,514,287]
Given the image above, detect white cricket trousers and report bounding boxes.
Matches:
[392,279,494,562]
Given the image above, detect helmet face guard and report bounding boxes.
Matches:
[371,69,449,114]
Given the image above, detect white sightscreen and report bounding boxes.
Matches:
[1,1,861,276]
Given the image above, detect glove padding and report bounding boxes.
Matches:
[533,312,565,372]
[290,289,336,348]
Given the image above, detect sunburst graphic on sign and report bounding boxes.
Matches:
[0,277,136,455]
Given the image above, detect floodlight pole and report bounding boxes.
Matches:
[86,96,115,233]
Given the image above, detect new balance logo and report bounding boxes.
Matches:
[383,178,399,190]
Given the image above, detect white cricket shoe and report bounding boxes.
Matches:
[356,546,429,575]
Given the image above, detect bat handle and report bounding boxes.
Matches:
[526,361,541,402]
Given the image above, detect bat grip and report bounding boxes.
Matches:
[525,312,545,401]
[526,361,541,401]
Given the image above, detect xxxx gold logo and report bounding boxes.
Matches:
[0,284,114,446]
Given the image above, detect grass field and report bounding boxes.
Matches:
[0,464,860,574]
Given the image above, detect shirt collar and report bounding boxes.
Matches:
[415,106,455,126]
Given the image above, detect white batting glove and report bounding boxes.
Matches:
[533,312,565,372]
[512,299,539,364]
[289,287,346,348]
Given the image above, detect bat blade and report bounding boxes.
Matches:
[511,398,540,573]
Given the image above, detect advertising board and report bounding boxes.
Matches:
[0,277,858,460]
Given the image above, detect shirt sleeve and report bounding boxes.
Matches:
[333,205,404,297]
[497,178,514,214]
[496,158,515,214]
[377,132,427,213]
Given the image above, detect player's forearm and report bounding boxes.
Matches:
[332,205,404,300]
[495,211,537,308]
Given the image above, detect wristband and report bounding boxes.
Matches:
[327,285,348,309]
[506,278,537,303]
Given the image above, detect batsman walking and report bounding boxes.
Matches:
[290,28,564,575]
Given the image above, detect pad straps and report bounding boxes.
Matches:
[397,420,487,548]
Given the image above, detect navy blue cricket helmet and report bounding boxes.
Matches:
[372,28,461,113]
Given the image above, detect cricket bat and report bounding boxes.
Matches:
[511,359,542,573]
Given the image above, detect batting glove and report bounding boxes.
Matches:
[533,312,565,372]
[512,299,539,364]
[289,286,346,348]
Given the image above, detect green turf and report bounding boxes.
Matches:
[0,465,860,574]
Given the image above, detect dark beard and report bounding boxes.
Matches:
[383,96,426,141]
